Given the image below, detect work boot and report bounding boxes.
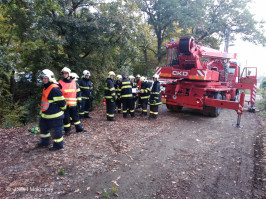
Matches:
[123,113,127,118]
[64,129,71,136]
[107,118,116,121]
[36,142,49,148]
[49,146,63,151]
[84,115,91,119]
[76,129,87,133]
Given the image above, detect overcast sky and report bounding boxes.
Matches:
[226,0,266,77]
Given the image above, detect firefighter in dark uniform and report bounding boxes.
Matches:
[135,74,141,110]
[105,71,116,121]
[114,74,122,113]
[149,74,162,119]
[119,73,135,118]
[58,67,86,135]
[38,69,66,151]
[140,76,150,116]
[78,70,93,119]
[129,75,137,109]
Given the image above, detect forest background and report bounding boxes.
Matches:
[0,0,265,128]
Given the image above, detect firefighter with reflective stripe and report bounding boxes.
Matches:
[105,71,116,121]
[78,70,93,119]
[38,69,66,151]
[114,74,122,113]
[58,67,86,135]
[149,74,162,119]
[129,75,138,109]
[119,73,135,118]
[140,76,150,116]
[135,74,142,110]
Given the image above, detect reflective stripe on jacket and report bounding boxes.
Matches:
[119,78,133,99]
[140,82,150,100]
[149,81,162,105]
[58,79,77,106]
[41,83,66,119]
[104,78,116,99]
[41,84,59,112]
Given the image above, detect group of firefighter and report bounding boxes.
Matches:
[105,71,162,121]
[38,67,161,151]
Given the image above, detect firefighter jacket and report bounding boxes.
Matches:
[58,78,82,106]
[140,81,150,100]
[41,82,66,120]
[149,81,162,105]
[119,78,133,99]
[105,78,116,100]
[132,81,138,96]
[114,80,121,98]
[78,77,93,99]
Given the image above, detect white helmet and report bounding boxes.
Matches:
[140,76,146,82]
[129,75,135,80]
[116,74,122,80]
[136,74,141,78]
[108,71,115,77]
[70,72,79,80]
[153,74,159,79]
[61,67,71,74]
[83,70,91,76]
[40,69,55,82]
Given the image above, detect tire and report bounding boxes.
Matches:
[203,93,222,117]
[166,104,183,112]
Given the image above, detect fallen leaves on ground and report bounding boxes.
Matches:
[0,105,170,198]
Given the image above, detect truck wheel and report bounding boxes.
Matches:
[166,104,183,112]
[203,93,222,117]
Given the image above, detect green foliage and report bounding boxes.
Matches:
[58,168,67,176]
[0,0,265,127]
[261,80,266,89]
[103,188,110,198]
[111,186,119,197]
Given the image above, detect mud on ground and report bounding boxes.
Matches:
[0,104,265,198]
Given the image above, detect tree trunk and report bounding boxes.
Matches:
[143,48,148,76]
[157,33,162,65]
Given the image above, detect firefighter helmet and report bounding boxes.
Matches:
[136,74,141,78]
[108,71,115,77]
[153,74,159,79]
[83,70,91,76]
[117,74,122,80]
[70,72,79,80]
[129,75,135,80]
[61,67,71,74]
[140,76,146,82]
[40,69,55,82]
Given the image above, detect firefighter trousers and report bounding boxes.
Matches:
[39,118,63,148]
[150,105,159,118]
[141,99,148,116]
[63,106,83,133]
[106,99,115,120]
[116,98,122,113]
[80,98,90,119]
[122,98,135,118]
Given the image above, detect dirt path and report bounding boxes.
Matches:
[0,104,264,198]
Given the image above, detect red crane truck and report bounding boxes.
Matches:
[156,37,257,127]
